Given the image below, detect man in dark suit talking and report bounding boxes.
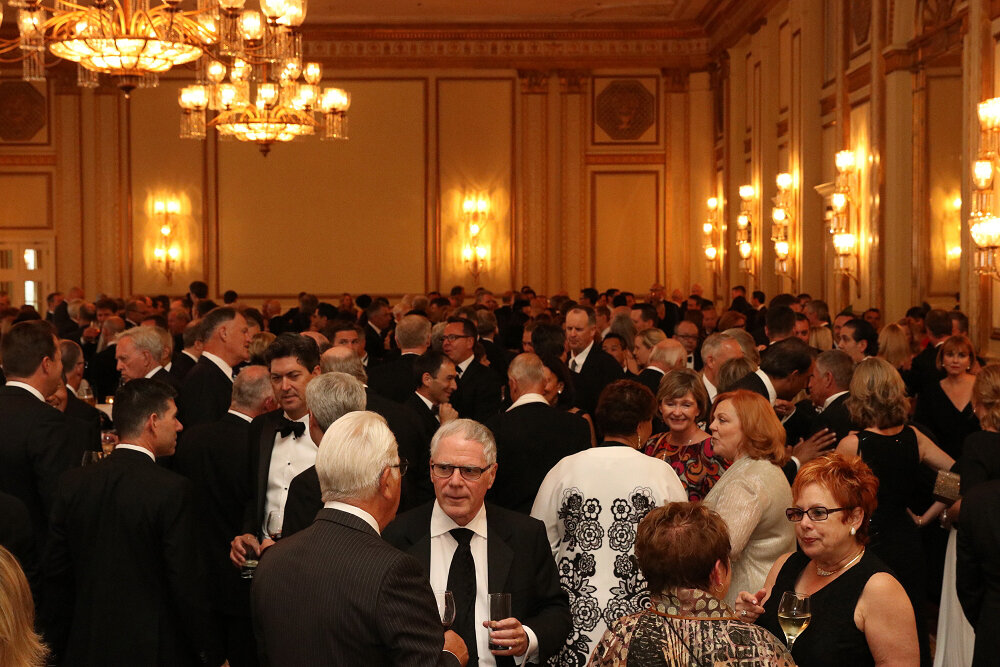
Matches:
[252,411,468,666]
[383,419,571,666]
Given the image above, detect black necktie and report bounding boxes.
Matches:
[278,417,305,439]
[447,528,478,664]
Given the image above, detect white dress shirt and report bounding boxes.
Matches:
[755,368,778,405]
[262,413,316,535]
[703,374,718,402]
[456,355,475,377]
[429,503,538,666]
[819,390,849,413]
[143,365,164,379]
[201,351,234,382]
[569,341,594,373]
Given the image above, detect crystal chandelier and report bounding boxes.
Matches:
[0,0,212,93]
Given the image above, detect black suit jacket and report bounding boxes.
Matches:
[451,359,504,422]
[368,352,419,404]
[366,323,390,362]
[570,346,624,415]
[178,357,234,429]
[730,370,769,399]
[84,344,120,402]
[252,508,460,666]
[0,490,37,593]
[173,412,254,617]
[153,366,183,392]
[485,402,591,514]
[64,391,103,451]
[42,448,222,666]
[0,385,85,558]
[810,392,857,445]
[480,338,513,380]
[405,392,441,444]
[957,479,1000,666]
[905,343,944,397]
[244,410,303,537]
[636,368,665,396]
[367,390,435,510]
[171,351,198,383]
[383,502,571,666]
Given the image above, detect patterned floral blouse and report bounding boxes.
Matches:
[642,433,729,502]
[530,444,688,667]
[589,589,795,667]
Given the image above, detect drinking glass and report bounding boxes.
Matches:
[100,430,118,455]
[435,590,456,630]
[266,511,283,541]
[78,385,95,406]
[240,538,260,579]
[488,593,511,651]
[777,591,811,649]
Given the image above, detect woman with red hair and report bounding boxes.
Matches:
[736,454,919,667]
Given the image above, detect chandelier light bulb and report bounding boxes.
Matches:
[260,0,287,20]
[240,9,264,40]
[303,62,322,85]
[971,216,1000,249]
[219,0,247,10]
[974,160,994,190]
[207,60,227,83]
[277,0,306,26]
[978,98,1000,130]
[775,172,792,190]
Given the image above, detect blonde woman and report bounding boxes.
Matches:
[0,545,48,667]
[877,322,913,372]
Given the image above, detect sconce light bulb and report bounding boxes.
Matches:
[831,192,847,211]
[168,247,180,260]
[469,223,480,236]
[160,225,171,236]
[738,241,752,259]
[462,198,475,214]
[775,172,792,190]
[833,232,857,255]
[835,150,855,173]
[154,247,166,259]
[952,196,962,211]
[703,222,714,235]
[738,185,754,201]
[153,200,165,214]
[477,198,489,214]
[704,246,718,261]
[706,197,718,210]
[771,207,787,223]
[737,214,749,229]
[462,246,473,261]
[774,240,790,260]
[475,246,487,259]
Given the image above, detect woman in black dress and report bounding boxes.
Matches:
[913,335,980,460]
[836,358,954,667]
[735,454,919,667]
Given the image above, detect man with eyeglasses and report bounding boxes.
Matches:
[384,419,571,667]
[442,317,504,422]
[252,411,469,666]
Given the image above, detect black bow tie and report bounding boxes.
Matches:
[278,417,306,439]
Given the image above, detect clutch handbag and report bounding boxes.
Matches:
[933,470,961,504]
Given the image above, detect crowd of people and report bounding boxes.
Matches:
[1,280,999,666]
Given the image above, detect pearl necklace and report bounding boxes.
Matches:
[815,548,864,576]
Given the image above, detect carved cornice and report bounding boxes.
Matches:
[662,69,690,93]
[585,154,665,165]
[557,70,589,95]
[701,0,784,54]
[302,25,712,69]
[518,70,549,94]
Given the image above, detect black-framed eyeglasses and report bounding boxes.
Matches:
[388,458,409,477]
[431,462,493,481]
[785,506,851,522]
[442,334,473,343]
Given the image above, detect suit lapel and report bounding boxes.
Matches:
[256,411,282,516]
[486,507,513,595]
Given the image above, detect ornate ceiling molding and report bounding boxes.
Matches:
[302,25,712,69]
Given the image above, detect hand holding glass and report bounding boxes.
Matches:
[435,591,456,630]
[488,593,511,651]
[777,591,811,649]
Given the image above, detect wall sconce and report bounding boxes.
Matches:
[971,98,1000,280]
[829,150,859,288]
[771,172,793,277]
[152,197,182,284]
[736,184,755,275]
[704,197,720,264]
[461,193,490,284]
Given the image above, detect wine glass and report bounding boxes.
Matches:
[78,384,95,407]
[100,430,118,455]
[777,591,811,650]
[435,591,456,630]
[266,511,283,541]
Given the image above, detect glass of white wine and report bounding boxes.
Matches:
[777,591,811,650]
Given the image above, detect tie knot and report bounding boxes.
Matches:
[450,527,474,547]
[279,417,306,439]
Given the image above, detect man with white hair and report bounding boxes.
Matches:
[115,326,179,390]
[383,419,571,666]
[252,411,468,666]
[636,339,686,395]
[700,332,745,402]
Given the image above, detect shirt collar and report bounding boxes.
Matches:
[143,365,164,379]
[324,501,381,534]
[115,443,156,461]
[431,501,487,539]
[4,381,46,403]
[570,340,594,369]
[415,391,435,410]
[67,384,78,397]
[755,368,778,405]
[228,409,253,423]
[182,350,199,362]
[507,392,549,412]
[201,351,234,382]
[702,374,717,400]
[455,355,474,375]
[822,390,849,411]
[369,321,382,336]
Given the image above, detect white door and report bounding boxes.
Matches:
[0,233,56,312]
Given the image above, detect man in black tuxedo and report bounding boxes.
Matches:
[84,316,125,401]
[904,309,951,396]
[957,479,1000,666]
[0,321,85,562]
[700,332,744,403]
[673,320,703,371]
[806,349,857,444]
[384,419,571,665]
[174,366,276,667]
[444,317,504,422]
[0,490,37,592]
[115,325,181,390]
[636,339,685,395]
[565,306,623,415]
[368,313,431,403]
[171,319,204,383]
[406,350,460,440]
[42,379,225,666]
[59,339,106,442]
[476,310,513,380]
[485,354,590,514]
[252,411,468,666]
[229,334,320,569]
[364,300,394,364]
[177,306,251,428]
